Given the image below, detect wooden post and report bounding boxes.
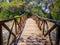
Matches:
[56,26,60,45]
[0,24,3,45]
[43,20,45,35]
[49,33,53,45]
[14,19,17,35]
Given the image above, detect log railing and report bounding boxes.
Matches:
[0,14,27,45]
[32,15,60,45]
[0,14,60,45]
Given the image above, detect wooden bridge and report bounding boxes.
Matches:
[0,14,60,45]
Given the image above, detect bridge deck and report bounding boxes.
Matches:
[17,18,50,45]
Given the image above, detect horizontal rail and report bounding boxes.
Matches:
[35,15,60,26]
[0,15,23,23]
[0,14,60,26]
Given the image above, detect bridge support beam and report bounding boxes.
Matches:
[0,24,3,45]
[56,26,60,45]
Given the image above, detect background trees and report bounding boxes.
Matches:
[0,0,25,20]
[0,0,60,21]
[50,0,60,21]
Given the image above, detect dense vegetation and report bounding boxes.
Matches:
[50,0,60,21]
[0,0,60,21]
[0,0,25,20]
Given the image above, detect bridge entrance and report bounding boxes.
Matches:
[0,14,60,45]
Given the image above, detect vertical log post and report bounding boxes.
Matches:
[56,25,60,45]
[43,20,45,35]
[14,19,17,35]
[49,33,53,45]
[0,23,3,45]
[19,17,21,30]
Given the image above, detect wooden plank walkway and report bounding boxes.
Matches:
[17,18,50,45]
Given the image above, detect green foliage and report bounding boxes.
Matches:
[31,8,38,14]
[0,9,9,20]
[0,1,25,8]
[50,0,60,21]
[0,0,25,20]
[0,0,60,21]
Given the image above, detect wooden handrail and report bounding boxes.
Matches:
[33,15,60,45]
[0,14,24,23]
[0,14,27,45]
[34,15,60,26]
[0,14,60,45]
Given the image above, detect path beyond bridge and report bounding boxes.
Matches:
[17,18,50,45]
